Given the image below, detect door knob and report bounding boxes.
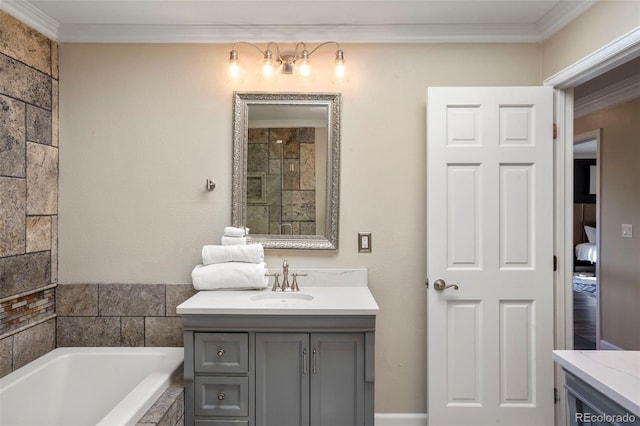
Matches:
[433,279,459,291]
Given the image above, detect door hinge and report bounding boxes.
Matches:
[553,123,558,140]
[553,255,558,271]
[554,387,560,404]
[425,279,429,288]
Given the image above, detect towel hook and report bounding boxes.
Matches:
[206,179,216,191]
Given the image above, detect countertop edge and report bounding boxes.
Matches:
[176,308,379,316]
[553,351,640,417]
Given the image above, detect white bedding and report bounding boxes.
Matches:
[575,242,597,263]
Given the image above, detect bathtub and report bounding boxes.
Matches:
[0,347,184,426]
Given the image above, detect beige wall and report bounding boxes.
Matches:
[59,42,541,412]
[574,98,640,350]
[541,0,640,79]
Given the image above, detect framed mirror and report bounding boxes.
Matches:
[232,92,341,250]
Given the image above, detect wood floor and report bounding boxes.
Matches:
[573,289,597,350]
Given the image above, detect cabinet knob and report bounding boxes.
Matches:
[217,392,225,401]
[217,349,225,357]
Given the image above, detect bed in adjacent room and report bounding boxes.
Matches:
[575,241,597,264]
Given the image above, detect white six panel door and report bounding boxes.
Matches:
[427,87,554,426]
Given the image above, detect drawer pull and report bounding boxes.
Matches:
[217,392,225,401]
[217,349,225,357]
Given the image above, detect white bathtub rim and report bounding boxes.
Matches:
[1,347,182,385]
[0,347,184,426]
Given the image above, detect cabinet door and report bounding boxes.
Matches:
[310,333,365,426]
[255,333,310,426]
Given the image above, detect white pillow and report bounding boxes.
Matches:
[584,225,596,243]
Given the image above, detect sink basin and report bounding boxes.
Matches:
[250,292,314,302]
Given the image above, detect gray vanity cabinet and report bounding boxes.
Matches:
[255,333,365,426]
[563,371,640,426]
[182,315,375,426]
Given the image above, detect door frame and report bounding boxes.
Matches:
[544,27,640,426]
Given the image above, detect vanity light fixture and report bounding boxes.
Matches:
[227,41,349,84]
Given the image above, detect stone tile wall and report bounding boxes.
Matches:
[56,283,196,347]
[246,127,317,235]
[0,10,58,378]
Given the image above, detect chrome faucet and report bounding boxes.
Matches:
[281,259,291,291]
[268,259,306,292]
[267,260,290,292]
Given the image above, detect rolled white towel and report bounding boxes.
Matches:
[202,244,264,265]
[221,236,247,246]
[223,226,248,237]
[191,262,268,290]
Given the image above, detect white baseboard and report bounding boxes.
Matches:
[599,339,622,350]
[375,413,428,426]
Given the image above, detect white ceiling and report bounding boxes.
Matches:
[1,0,596,43]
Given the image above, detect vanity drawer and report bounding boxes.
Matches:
[195,376,249,417]
[195,421,249,426]
[194,333,248,373]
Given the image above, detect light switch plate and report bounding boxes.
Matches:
[358,232,372,253]
[622,224,633,238]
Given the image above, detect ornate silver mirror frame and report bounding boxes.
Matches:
[232,92,341,250]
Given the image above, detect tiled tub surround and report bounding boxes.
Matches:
[137,370,185,426]
[56,283,196,347]
[0,10,59,377]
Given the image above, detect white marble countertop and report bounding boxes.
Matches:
[553,350,640,416]
[176,269,379,316]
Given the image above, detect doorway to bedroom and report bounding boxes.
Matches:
[568,54,640,351]
[572,131,600,350]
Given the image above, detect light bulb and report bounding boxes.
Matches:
[330,49,350,84]
[227,49,245,82]
[262,49,277,79]
[297,50,311,78]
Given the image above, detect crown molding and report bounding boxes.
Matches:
[0,0,59,40]
[55,23,545,44]
[1,0,594,44]
[574,73,640,118]
[536,0,596,40]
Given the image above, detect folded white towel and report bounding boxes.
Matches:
[202,244,264,265]
[224,226,248,237]
[191,262,268,290]
[221,236,247,246]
